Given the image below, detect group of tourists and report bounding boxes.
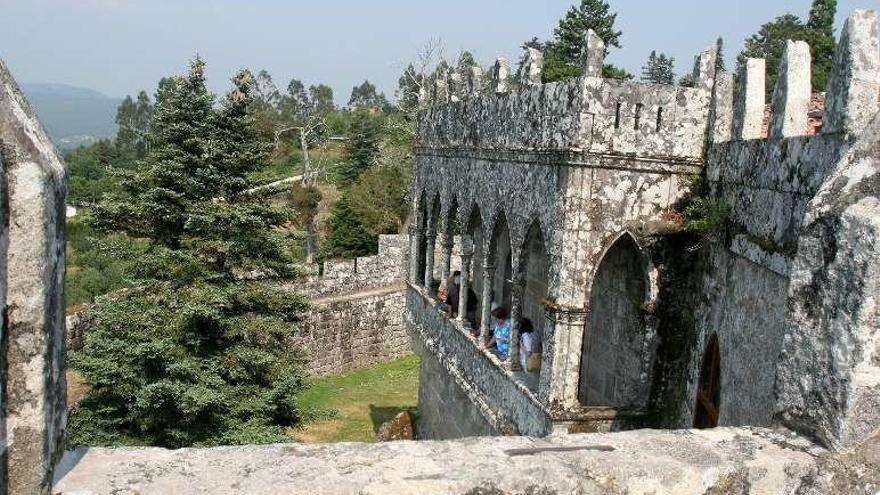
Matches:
[444,271,543,373]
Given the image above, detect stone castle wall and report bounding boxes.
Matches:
[282,235,411,376]
[408,9,879,451]
[0,59,68,494]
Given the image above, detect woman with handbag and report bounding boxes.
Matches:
[518,318,542,373]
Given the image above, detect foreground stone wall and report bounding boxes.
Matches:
[0,59,68,494]
[415,341,496,439]
[53,428,880,494]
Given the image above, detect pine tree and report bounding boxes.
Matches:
[641,51,658,82]
[523,0,629,83]
[70,60,308,448]
[336,108,381,186]
[655,53,675,85]
[321,194,378,260]
[552,0,622,60]
[739,14,810,98]
[641,51,675,85]
[806,0,836,91]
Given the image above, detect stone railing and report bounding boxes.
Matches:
[406,285,552,437]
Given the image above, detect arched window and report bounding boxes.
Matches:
[578,234,648,407]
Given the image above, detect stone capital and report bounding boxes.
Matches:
[543,301,591,325]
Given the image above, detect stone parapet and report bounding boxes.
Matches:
[54,428,880,494]
[406,286,551,437]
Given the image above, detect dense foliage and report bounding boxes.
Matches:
[739,0,838,95]
[518,0,633,83]
[641,51,675,85]
[68,60,310,448]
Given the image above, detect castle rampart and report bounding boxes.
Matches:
[407,9,880,449]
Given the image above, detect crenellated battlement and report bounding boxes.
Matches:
[418,9,879,169]
[716,9,878,145]
[417,30,718,163]
[707,9,879,259]
[409,7,880,451]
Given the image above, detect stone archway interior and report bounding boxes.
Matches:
[578,235,647,407]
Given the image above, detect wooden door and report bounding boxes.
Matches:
[693,334,721,429]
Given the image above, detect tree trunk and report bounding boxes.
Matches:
[300,129,312,185]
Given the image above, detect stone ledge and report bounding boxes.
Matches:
[52,428,860,495]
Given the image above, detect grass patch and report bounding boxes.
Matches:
[291,354,420,443]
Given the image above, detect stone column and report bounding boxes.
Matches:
[492,58,510,95]
[457,237,474,329]
[541,307,590,408]
[408,224,424,285]
[581,29,606,77]
[770,40,812,139]
[423,228,437,291]
[434,71,449,104]
[479,261,496,344]
[468,66,484,97]
[524,48,544,86]
[710,72,735,144]
[508,273,525,371]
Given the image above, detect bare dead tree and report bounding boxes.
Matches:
[394,38,445,115]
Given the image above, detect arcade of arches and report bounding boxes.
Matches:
[412,197,550,385]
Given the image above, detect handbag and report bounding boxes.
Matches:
[526,352,542,372]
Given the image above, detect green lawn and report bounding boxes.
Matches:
[292,355,420,443]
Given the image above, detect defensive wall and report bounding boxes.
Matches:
[282,235,411,376]
[406,8,880,455]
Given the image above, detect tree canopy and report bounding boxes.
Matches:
[641,51,675,85]
[70,59,309,448]
[517,0,632,83]
[348,80,388,109]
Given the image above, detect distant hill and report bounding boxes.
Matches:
[22,83,121,149]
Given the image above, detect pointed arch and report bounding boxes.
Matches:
[515,218,550,383]
[578,233,650,407]
[486,211,513,310]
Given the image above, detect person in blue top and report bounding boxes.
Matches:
[485,306,511,359]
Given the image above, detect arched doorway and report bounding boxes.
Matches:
[578,234,648,407]
[693,334,721,429]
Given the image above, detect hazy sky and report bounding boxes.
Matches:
[0,0,869,101]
